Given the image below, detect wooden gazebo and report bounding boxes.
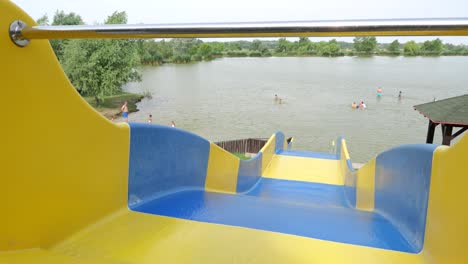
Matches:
[414,94,468,146]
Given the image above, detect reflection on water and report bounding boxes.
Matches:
[125,56,468,162]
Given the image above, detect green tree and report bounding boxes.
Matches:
[50,11,84,62]
[197,43,213,60]
[36,14,49,25]
[404,41,421,56]
[387,40,400,55]
[276,38,293,53]
[156,40,174,60]
[225,42,241,51]
[171,38,201,56]
[328,39,341,56]
[62,11,141,105]
[296,37,315,54]
[251,40,262,51]
[353,36,378,54]
[141,40,163,65]
[210,42,225,55]
[421,39,443,55]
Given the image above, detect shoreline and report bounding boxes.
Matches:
[84,92,144,119]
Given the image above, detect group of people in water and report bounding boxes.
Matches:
[114,101,176,127]
[351,101,367,109]
[351,88,404,110]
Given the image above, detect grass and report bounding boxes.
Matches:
[83,92,144,118]
[232,152,251,160]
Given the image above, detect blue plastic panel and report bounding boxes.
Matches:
[128,123,210,207]
[344,159,357,207]
[277,150,338,160]
[374,144,437,253]
[236,153,262,193]
[275,131,285,153]
[133,178,413,252]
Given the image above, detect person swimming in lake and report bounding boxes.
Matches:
[351,102,357,109]
[274,94,278,101]
[171,121,176,127]
[398,91,402,99]
[148,114,152,123]
[359,101,366,109]
[120,101,129,122]
[376,87,383,97]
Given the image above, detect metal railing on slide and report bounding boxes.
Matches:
[9,18,468,47]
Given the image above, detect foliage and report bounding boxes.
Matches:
[443,43,468,55]
[62,11,141,105]
[387,40,401,55]
[49,11,83,60]
[83,93,143,113]
[421,38,443,55]
[36,14,49,25]
[232,152,251,160]
[50,11,84,62]
[404,41,421,56]
[276,38,293,53]
[197,43,214,60]
[353,37,378,54]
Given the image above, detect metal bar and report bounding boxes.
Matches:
[452,127,468,139]
[13,18,468,41]
[426,120,437,144]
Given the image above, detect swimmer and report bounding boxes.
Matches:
[360,101,367,109]
[274,94,279,101]
[279,98,283,104]
[351,102,357,109]
[376,87,383,97]
[171,121,176,127]
[148,114,152,123]
[398,91,402,99]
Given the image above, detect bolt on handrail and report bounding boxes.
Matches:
[9,18,468,47]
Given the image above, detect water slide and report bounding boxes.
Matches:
[2,1,468,263]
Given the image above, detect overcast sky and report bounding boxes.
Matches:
[12,0,468,44]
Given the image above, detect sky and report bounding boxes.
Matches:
[11,0,468,44]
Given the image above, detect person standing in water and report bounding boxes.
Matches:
[148,114,152,123]
[359,101,366,109]
[171,121,176,127]
[376,87,383,97]
[398,91,402,99]
[120,101,129,122]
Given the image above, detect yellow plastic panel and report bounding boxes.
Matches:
[0,0,129,250]
[205,143,240,193]
[263,155,342,185]
[260,134,276,174]
[421,134,468,263]
[0,210,426,264]
[339,139,352,183]
[356,158,376,211]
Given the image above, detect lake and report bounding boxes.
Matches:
[125,56,468,162]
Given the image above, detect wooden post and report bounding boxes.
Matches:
[426,120,437,144]
[442,124,453,146]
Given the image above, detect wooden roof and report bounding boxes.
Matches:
[414,94,468,125]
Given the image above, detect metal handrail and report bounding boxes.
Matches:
[9,18,468,47]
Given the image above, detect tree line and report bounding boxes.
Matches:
[37,11,468,104]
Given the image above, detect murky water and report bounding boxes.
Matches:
[125,56,468,162]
